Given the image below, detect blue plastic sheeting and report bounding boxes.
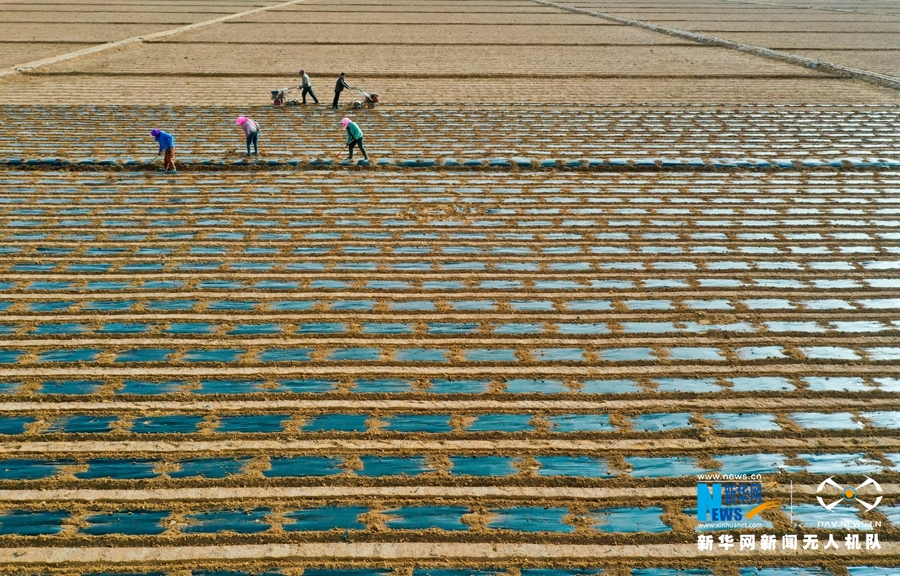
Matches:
[0,458,73,481]
[800,453,883,475]
[547,414,615,432]
[264,457,344,478]
[38,379,103,395]
[580,379,641,394]
[429,379,490,394]
[590,507,671,534]
[631,570,714,576]
[132,415,203,434]
[704,413,780,431]
[81,511,169,535]
[848,568,900,576]
[352,378,414,393]
[38,348,100,363]
[115,349,174,363]
[536,456,615,478]
[506,378,568,394]
[283,506,368,532]
[358,456,431,477]
[275,379,337,393]
[193,571,284,576]
[0,381,22,394]
[182,349,244,363]
[791,412,862,431]
[713,454,792,476]
[329,348,381,361]
[630,413,692,432]
[216,414,288,434]
[305,570,392,576]
[449,456,519,477]
[382,414,453,433]
[0,510,70,535]
[383,506,470,531]
[739,569,834,576]
[86,572,168,576]
[864,412,900,429]
[75,459,160,480]
[46,415,117,434]
[520,571,604,576]
[487,507,574,533]
[466,414,533,433]
[0,416,34,435]
[183,508,271,534]
[626,457,712,478]
[170,458,249,479]
[654,378,719,393]
[302,414,369,432]
[195,380,265,395]
[118,380,185,395]
[413,570,501,576]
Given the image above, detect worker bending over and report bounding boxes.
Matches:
[341,117,368,161]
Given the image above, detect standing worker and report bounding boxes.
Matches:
[236,116,260,155]
[341,117,368,161]
[298,69,318,104]
[150,128,176,172]
[332,72,353,109]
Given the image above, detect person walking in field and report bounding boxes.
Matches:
[236,116,260,155]
[341,117,368,161]
[332,72,353,109]
[150,128,176,172]
[298,69,319,104]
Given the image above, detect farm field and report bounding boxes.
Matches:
[559,0,900,77]
[2,162,900,576]
[1,0,900,575]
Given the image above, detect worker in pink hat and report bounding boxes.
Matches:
[341,117,368,161]
[236,116,260,155]
[150,128,176,172]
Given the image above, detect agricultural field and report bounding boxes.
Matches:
[1,0,900,575]
[557,0,900,77]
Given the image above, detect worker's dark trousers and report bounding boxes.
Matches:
[348,137,367,159]
[302,86,318,104]
[246,131,259,154]
[332,91,341,108]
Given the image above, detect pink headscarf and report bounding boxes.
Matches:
[341,117,351,128]
[235,116,248,125]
